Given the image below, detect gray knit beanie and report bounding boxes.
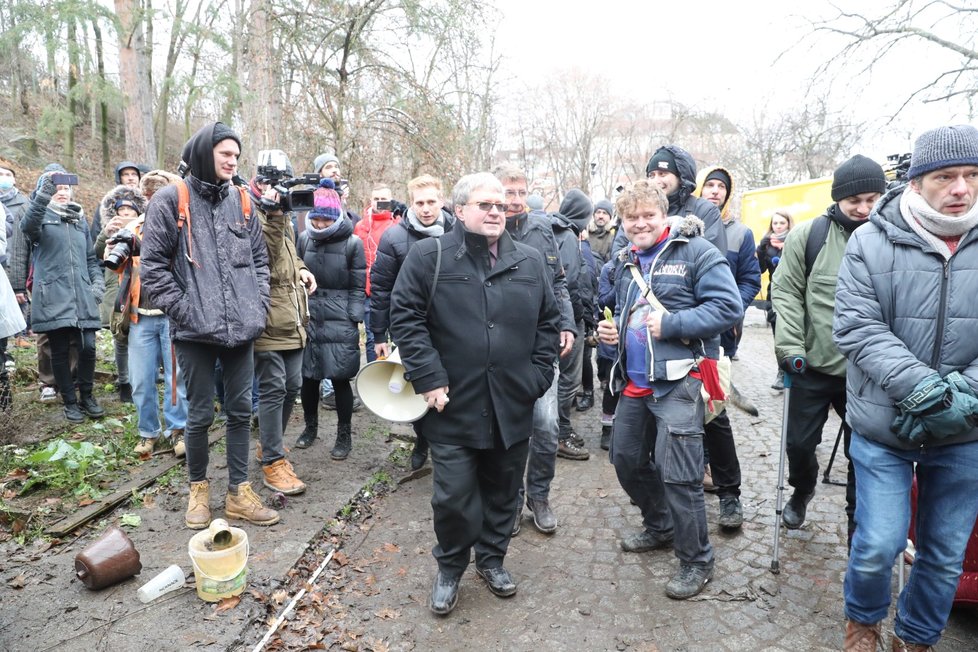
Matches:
[313,153,339,175]
[907,125,978,180]
[831,155,886,202]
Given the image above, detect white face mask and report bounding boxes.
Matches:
[0,177,13,191]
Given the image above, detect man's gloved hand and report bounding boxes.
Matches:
[893,372,978,443]
[779,355,807,374]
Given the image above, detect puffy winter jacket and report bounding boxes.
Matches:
[298,217,366,380]
[609,217,741,396]
[834,186,978,449]
[139,176,270,347]
[369,208,455,342]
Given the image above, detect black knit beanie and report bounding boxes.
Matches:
[646,148,680,178]
[831,155,886,202]
[705,169,731,190]
[211,122,242,149]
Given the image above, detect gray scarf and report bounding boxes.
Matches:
[407,208,444,237]
[900,187,978,260]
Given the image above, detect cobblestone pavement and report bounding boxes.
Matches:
[305,315,978,651]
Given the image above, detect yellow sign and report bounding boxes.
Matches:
[741,177,833,301]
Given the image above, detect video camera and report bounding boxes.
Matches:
[104,228,139,271]
[255,149,319,213]
[885,152,912,186]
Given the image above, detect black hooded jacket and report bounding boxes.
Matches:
[612,146,727,256]
[140,122,270,348]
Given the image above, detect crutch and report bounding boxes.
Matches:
[821,423,847,486]
[771,357,806,574]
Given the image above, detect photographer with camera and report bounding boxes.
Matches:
[94,185,146,404]
[247,153,317,496]
[20,170,105,423]
[97,179,191,457]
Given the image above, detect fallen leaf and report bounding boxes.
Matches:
[248,588,267,602]
[381,542,400,554]
[142,494,156,509]
[374,608,400,620]
[119,513,141,528]
[214,595,240,613]
[77,498,94,507]
[1,468,28,483]
[271,589,288,605]
[333,551,349,567]
[7,574,26,589]
[138,450,152,461]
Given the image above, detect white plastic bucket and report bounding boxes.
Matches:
[187,527,249,602]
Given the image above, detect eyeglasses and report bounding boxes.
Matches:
[466,201,507,213]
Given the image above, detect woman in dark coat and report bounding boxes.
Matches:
[21,172,105,422]
[296,179,366,459]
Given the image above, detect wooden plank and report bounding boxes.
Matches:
[44,429,225,537]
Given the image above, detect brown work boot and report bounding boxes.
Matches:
[171,429,186,458]
[185,480,211,529]
[262,458,306,495]
[225,481,280,526]
[891,634,931,651]
[844,620,883,651]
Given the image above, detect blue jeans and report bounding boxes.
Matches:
[129,314,187,439]
[844,432,978,646]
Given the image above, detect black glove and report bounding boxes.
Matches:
[35,173,58,203]
[779,356,807,374]
[391,200,408,219]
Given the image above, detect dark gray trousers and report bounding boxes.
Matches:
[254,348,303,465]
[175,340,254,487]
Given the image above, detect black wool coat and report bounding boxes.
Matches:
[390,226,561,449]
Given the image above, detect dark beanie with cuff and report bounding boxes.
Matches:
[646,148,680,178]
[705,169,731,190]
[906,124,978,180]
[831,155,886,202]
[211,122,242,149]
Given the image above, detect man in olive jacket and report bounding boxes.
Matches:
[771,155,886,536]
[390,172,560,616]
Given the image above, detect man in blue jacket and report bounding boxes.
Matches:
[835,125,978,651]
[597,180,741,600]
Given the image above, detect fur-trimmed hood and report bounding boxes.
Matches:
[672,214,705,238]
[139,169,181,200]
[100,185,148,221]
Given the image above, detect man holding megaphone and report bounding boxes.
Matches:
[390,172,560,616]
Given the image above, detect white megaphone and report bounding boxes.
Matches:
[355,347,429,423]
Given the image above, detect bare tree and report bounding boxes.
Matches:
[812,0,978,115]
[114,0,156,163]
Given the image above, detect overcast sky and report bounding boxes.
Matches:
[492,0,969,161]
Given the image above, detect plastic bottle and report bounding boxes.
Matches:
[136,564,185,603]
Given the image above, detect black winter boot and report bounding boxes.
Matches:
[296,423,318,449]
[600,425,612,450]
[331,423,352,460]
[410,433,429,470]
[117,382,133,404]
[575,390,594,412]
[79,393,105,419]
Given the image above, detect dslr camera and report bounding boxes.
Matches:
[256,149,319,213]
[104,228,139,271]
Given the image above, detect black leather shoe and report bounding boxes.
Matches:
[782,491,814,529]
[600,425,612,451]
[476,566,517,597]
[429,571,461,615]
[410,434,429,471]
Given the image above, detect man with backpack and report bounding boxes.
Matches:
[771,154,886,539]
[141,121,277,530]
